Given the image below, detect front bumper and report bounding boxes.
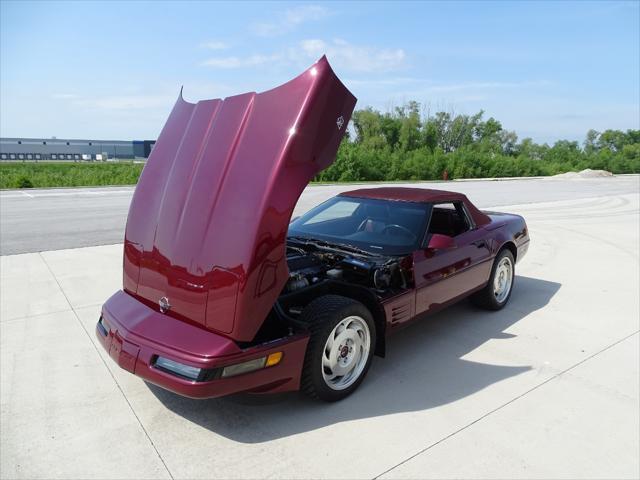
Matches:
[96,290,309,399]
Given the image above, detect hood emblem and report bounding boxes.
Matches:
[159,296,171,313]
[336,116,344,130]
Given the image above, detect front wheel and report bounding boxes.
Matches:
[472,249,515,310]
[300,295,376,402]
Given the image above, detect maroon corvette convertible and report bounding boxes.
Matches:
[97,57,529,401]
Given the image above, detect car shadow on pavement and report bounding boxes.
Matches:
[148,275,561,443]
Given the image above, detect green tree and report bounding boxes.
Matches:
[318,102,639,183]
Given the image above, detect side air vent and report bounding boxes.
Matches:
[391,303,411,324]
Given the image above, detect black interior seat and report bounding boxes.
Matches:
[429,209,455,236]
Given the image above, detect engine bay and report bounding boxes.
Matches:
[247,238,414,347]
[284,241,411,296]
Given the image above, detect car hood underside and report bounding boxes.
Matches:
[122,56,357,342]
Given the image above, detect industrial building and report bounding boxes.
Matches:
[0,137,155,161]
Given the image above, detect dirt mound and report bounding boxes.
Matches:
[551,169,614,179]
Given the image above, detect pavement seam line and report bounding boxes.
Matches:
[373,329,640,480]
[1,304,104,326]
[0,307,75,324]
[38,252,175,480]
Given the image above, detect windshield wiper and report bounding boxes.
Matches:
[287,236,381,257]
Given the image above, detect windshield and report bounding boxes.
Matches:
[288,196,431,255]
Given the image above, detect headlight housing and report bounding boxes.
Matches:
[154,356,204,381]
[152,351,283,382]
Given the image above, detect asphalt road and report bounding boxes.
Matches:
[1,176,639,255]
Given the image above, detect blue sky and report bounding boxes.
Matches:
[1,0,638,144]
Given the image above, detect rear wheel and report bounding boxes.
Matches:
[472,249,515,310]
[300,295,376,402]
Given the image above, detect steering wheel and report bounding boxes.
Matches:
[381,224,416,241]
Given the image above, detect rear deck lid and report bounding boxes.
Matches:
[123,57,356,342]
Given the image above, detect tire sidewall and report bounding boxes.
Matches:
[490,249,515,308]
[305,298,376,401]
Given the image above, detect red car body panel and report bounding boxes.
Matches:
[98,58,529,399]
[340,187,492,226]
[98,290,310,398]
[340,188,529,331]
[123,56,356,342]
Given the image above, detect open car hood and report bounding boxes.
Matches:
[122,57,356,342]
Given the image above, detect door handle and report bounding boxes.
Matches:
[472,240,487,248]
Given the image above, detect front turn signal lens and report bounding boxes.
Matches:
[221,352,284,378]
[266,352,283,367]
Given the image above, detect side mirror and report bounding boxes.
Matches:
[427,233,455,250]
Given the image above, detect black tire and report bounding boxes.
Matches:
[471,249,515,310]
[300,295,376,402]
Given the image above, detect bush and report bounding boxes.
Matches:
[313,106,639,181]
[2,109,638,189]
[0,162,145,189]
[17,176,33,188]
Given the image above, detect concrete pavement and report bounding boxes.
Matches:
[1,180,639,479]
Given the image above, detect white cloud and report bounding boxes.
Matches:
[198,38,407,73]
[252,5,329,37]
[73,94,174,110]
[293,38,406,73]
[345,77,421,87]
[51,93,78,99]
[199,54,282,69]
[284,5,327,25]
[200,41,229,50]
[390,80,552,105]
[180,81,237,100]
[417,80,551,94]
